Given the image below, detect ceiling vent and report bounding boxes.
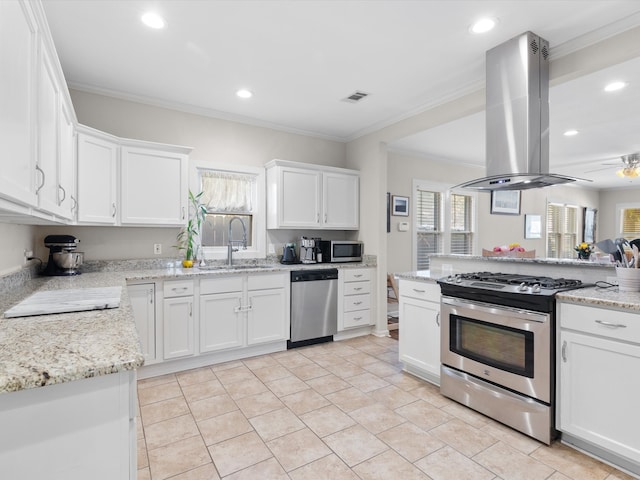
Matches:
[342,91,370,103]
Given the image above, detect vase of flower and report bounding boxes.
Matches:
[575,242,593,260]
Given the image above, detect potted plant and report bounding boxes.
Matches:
[176,190,207,267]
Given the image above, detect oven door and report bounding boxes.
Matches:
[441,295,552,403]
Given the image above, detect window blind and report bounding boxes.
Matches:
[450,194,473,255]
[547,203,577,258]
[621,208,640,238]
[416,189,442,269]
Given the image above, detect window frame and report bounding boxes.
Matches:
[546,201,579,259]
[190,161,265,261]
[412,179,478,270]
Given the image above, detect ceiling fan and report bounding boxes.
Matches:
[584,153,640,178]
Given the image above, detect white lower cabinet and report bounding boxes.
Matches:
[200,290,244,353]
[247,287,288,345]
[128,283,156,364]
[557,302,640,475]
[163,280,195,360]
[398,279,441,385]
[338,268,374,331]
[0,370,136,480]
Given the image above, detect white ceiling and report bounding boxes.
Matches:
[42,1,640,189]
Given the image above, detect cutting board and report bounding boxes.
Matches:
[3,286,122,319]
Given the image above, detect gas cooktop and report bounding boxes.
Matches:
[438,271,590,312]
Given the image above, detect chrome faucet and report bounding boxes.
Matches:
[227,216,247,266]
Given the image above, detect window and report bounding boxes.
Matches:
[547,203,578,258]
[194,164,265,260]
[619,205,640,239]
[414,180,476,270]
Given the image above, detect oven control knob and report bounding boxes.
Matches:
[518,282,528,292]
[532,283,541,293]
[455,275,462,283]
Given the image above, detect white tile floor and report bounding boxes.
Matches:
[136,335,634,480]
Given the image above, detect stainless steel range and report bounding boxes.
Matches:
[438,272,588,444]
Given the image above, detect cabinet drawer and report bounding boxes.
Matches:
[399,279,440,303]
[344,294,370,312]
[344,281,370,296]
[559,302,640,344]
[163,280,194,298]
[200,276,243,295]
[343,309,371,329]
[343,269,371,283]
[248,273,287,291]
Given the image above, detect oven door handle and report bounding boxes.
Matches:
[441,295,549,323]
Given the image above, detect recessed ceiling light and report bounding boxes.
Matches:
[604,81,627,92]
[470,17,498,34]
[236,89,253,99]
[563,129,579,136]
[141,12,165,29]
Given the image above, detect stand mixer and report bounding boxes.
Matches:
[42,235,83,276]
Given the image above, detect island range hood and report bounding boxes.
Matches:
[457,32,582,191]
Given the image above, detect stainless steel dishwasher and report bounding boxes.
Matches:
[288,268,338,349]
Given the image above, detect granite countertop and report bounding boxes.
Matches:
[0,259,377,395]
[557,286,640,312]
[393,271,437,283]
[0,272,144,394]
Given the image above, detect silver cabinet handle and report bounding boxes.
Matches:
[413,288,425,293]
[112,202,117,217]
[354,287,363,291]
[324,213,327,223]
[171,287,188,292]
[182,206,185,220]
[316,212,320,223]
[58,185,66,205]
[353,316,363,321]
[71,195,77,211]
[353,301,363,305]
[595,320,627,328]
[189,303,192,317]
[436,312,440,327]
[149,288,153,304]
[354,274,363,278]
[35,165,45,194]
[562,341,567,363]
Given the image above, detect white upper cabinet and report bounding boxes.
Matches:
[57,98,76,219]
[120,144,188,226]
[0,0,38,208]
[77,129,119,225]
[266,159,359,230]
[35,40,61,216]
[77,127,191,227]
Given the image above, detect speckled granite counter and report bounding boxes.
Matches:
[0,272,144,394]
[557,286,640,312]
[0,259,377,394]
[394,271,437,283]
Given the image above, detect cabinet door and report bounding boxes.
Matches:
[77,133,118,224]
[323,172,359,229]
[247,288,288,345]
[128,284,156,363]
[35,40,60,216]
[120,146,187,225]
[0,0,38,207]
[200,292,244,353]
[279,167,321,227]
[163,297,195,359]
[558,330,640,461]
[399,296,440,380]
[57,99,76,220]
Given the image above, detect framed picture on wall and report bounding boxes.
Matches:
[392,195,409,216]
[386,192,391,232]
[490,190,521,215]
[584,208,597,243]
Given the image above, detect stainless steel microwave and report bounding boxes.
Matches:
[318,240,363,263]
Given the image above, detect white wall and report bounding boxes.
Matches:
[0,223,37,276]
[599,187,640,240]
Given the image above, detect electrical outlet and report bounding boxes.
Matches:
[24,249,33,265]
[154,244,162,255]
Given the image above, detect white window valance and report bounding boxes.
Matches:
[200,170,256,213]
